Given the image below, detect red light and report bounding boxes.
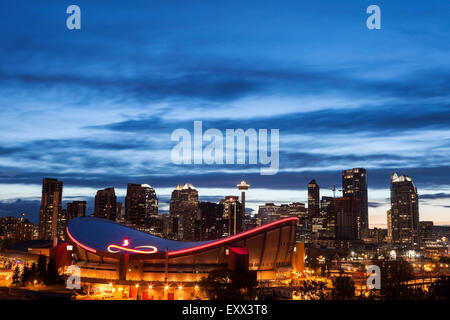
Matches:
[66,227,97,254]
[122,238,130,247]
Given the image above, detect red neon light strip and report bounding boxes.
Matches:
[66,227,97,254]
[107,245,158,254]
[168,217,299,257]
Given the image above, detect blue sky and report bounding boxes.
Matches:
[0,0,450,227]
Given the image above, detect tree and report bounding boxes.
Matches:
[199,268,257,300]
[377,258,415,300]
[30,262,37,283]
[46,257,63,285]
[20,264,32,286]
[427,275,450,300]
[11,266,21,286]
[36,255,47,284]
[331,276,355,300]
[298,280,328,300]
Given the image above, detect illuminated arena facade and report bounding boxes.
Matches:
[66,217,298,295]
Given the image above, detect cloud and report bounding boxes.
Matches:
[420,193,450,200]
[368,202,386,208]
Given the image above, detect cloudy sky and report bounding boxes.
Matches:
[0,0,449,227]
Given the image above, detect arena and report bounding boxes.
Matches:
[66,216,299,299]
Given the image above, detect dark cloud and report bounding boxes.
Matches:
[368,202,386,208]
[92,103,450,136]
[0,199,41,223]
[420,193,450,200]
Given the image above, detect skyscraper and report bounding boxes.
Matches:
[169,183,198,241]
[333,197,361,240]
[66,200,86,220]
[320,196,336,239]
[289,202,309,243]
[220,196,243,236]
[308,179,320,218]
[94,187,117,221]
[342,168,368,234]
[389,173,419,248]
[198,201,224,240]
[38,178,64,241]
[257,203,280,226]
[125,184,158,231]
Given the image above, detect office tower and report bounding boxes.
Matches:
[116,202,125,223]
[278,204,291,219]
[243,214,258,231]
[162,214,178,240]
[38,178,64,241]
[94,187,117,221]
[16,219,35,241]
[125,184,158,232]
[333,197,361,240]
[220,196,243,236]
[320,196,336,239]
[257,203,280,226]
[0,217,35,241]
[308,179,320,218]
[342,168,368,234]
[289,202,309,243]
[237,180,250,216]
[389,173,420,248]
[386,210,392,243]
[419,221,434,246]
[198,201,224,240]
[147,214,164,237]
[169,183,198,241]
[66,201,86,220]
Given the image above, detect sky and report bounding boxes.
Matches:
[0,0,450,227]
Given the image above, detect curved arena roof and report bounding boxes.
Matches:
[67,216,299,258]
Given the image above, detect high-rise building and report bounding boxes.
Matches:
[220,196,243,237]
[389,173,420,249]
[419,221,434,246]
[0,216,35,241]
[169,183,198,241]
[94,187,117,221]
[38,178,64,241]
[333,197,361,240]
[66,201,86,220]
[386,209,392,243]
[257,203,280,226]
[289,202,309,243]
[320,196,336,239]
[243,214,258,231]
[342,168,368,234]
[116,202,125,223]
[125,184,158,232]
[162,214,178,240]
[308,179,320,218]
[198,201,224,240]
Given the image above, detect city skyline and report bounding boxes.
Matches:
[1,1,450,227]
[1,168,449,229]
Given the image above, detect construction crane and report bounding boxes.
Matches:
[321,184,342,198]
